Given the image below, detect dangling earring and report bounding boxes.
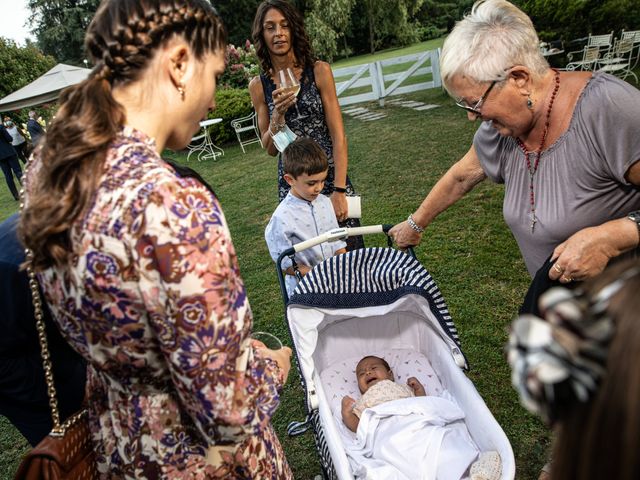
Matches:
[527,95,533,109]
[177,82,185,101]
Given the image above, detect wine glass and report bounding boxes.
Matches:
[251,331,283,350]
[278,67,307,120]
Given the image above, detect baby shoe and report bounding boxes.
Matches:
[470,451,502,480]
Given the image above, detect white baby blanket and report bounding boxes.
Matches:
[343,395,479,480]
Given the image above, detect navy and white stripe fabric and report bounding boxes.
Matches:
[289,247,462,347]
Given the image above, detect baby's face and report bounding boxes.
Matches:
[356,357,393,393]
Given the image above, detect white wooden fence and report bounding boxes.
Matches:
[332,49,442,107]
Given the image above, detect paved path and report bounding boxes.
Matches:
[342,106,387,121]
[386,98,440,111]
[342,97,440,122]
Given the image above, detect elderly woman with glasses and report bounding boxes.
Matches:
[391,0,640,292]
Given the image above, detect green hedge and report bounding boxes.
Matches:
[207,87,254,145]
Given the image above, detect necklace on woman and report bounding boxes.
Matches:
[516,69,560,234]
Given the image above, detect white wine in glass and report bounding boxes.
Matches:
[278,67,306,120]
[280,84,301,97]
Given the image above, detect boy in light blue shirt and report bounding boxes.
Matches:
[265,138,346,296]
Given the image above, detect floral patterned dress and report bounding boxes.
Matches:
[28,128,292,479]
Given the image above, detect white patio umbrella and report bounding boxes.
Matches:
[0,63,91,112]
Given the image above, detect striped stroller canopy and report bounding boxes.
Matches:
[289,247,463,351]
[283,247,515,480]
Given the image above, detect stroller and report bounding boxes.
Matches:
[274,225,516,479]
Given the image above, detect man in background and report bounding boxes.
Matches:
[26,111,45,146]
[0,124,21,201]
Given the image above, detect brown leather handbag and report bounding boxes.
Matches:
[13,234,98,479]
[14,410,97,479]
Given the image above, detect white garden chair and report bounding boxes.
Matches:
[620,30,640,69]
[565,32,614,71]
[588,31,614,56]
[620,29,640,46]
[564,45,601,71]
[231,112,263,153]
[598,38,638,83]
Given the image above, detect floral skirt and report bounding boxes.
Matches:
[87,371,292,479]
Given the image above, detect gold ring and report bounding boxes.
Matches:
[561,274,572,282]
[553,263,564,273]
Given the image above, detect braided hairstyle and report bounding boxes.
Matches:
[20,0,226,270]
[251,0,315,74]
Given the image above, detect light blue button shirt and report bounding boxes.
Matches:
[265,192,346,295]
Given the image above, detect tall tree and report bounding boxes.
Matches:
[27,0,100,66]
[0,37,56,100]
[214,0,262,47]
[519,0,640,42]
[350,0,426,55]
[305,0,355,61]
[416,0,473,32]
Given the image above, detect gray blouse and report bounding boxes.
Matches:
[475,73,640,276]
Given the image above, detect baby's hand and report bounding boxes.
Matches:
[341,395,360,432]
[407,377,427,396]
[341,395,356,417]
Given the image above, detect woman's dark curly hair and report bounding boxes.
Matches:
[251,0,316,73]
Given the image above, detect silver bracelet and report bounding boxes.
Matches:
[269,118,286,135]
[407,214,425,233]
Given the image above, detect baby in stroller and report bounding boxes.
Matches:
[341,355,427,432]
[342,355,502,480]
[282,238,515,478]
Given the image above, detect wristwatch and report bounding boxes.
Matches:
[628,210,640,236]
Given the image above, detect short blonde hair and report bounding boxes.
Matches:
[440,0,548,93]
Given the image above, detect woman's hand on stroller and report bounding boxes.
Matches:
[407,377,427,396]
[389,221,423,249]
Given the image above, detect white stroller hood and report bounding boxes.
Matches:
[286,247,515,479]
[288,248,466,406]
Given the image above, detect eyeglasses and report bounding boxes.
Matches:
[455,80,497,116]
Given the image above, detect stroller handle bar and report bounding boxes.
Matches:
[275,224,415,306]
[282,225,393,256]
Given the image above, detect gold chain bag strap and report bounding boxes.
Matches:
[14,169,98,480]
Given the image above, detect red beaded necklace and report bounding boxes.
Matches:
[516,69,560,234]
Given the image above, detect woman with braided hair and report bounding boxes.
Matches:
[509,259,640,479]
[19,0,293,477]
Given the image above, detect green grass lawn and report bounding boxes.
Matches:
[2,34,639,479]
[332,38,445,69]
[0,84,551,479]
